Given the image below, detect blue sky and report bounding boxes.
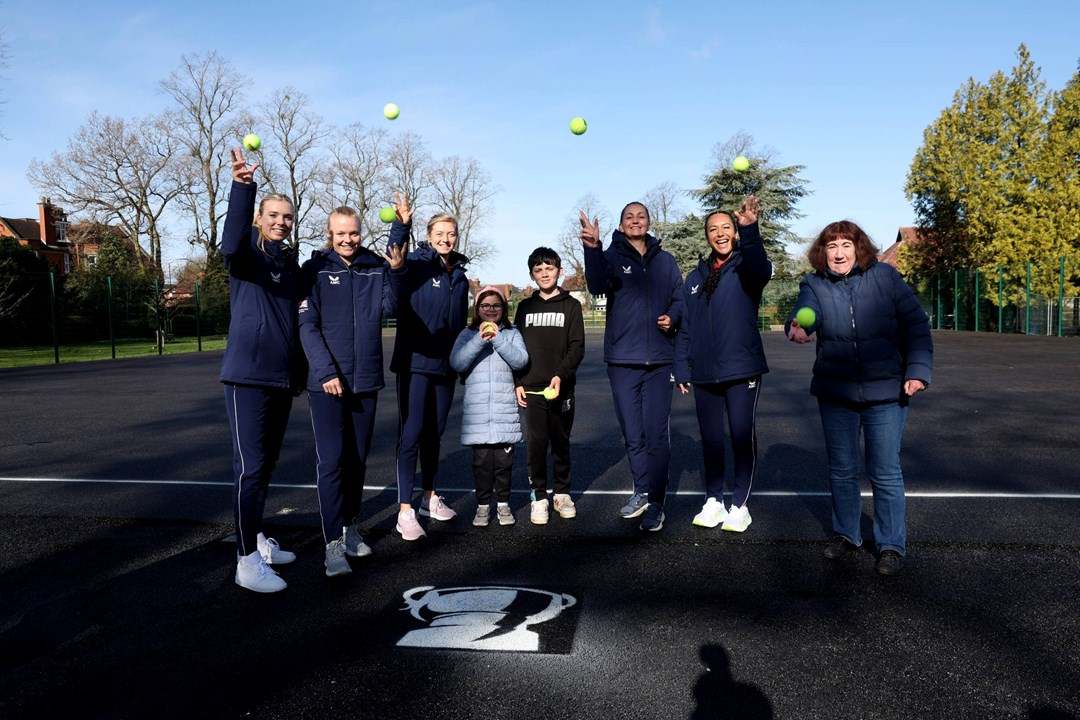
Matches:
[1,0,1078,286]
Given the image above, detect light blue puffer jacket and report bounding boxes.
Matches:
[450,327,529,445]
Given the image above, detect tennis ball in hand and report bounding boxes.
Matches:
[243,134,262,151]
[542,387,558,400]
[570,117,587,135]
[733,156,750,172]
[384,103,400,120]
[795,307,816,327]
[480,321,496,334]
[379,206,396,223]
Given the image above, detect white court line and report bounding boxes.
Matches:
[2,477,1080,500]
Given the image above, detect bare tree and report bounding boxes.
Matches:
[27,110,190,271]
[322,122,394,251]
[258,87,329,255]
[709,129,778,174]
[558,192,613,282]
[640,180,684,237]
[387,131,432,249]
[159,52,249,257]
[430,155,497,266]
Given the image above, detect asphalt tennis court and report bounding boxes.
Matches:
[1,330,1078,719]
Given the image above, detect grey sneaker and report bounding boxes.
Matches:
[619,492,649,519]
[344,522,372,557]
[473,505,491,527]
[496,504,515,526]
[324,537,351,577]
[639,502,665,532]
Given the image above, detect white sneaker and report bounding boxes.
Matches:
[235,551,287,593]
[396,509,427,541]
[692,498,728,528]
[324,536,352,577]
[553,493,577,519]
[419,494,457,521]
[496,503,515,526]
[530,499,550,525]
[257,532,296,565]
[721,504,752,533]
[344,522,372,557]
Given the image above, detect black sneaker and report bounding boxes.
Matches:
[823,536,857,559]
[875,550,903,576]
[639,502,665,532]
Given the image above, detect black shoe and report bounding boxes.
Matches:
[823,536,857,559]
[875,550,903,576]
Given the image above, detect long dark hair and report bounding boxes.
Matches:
[469,290,512,330]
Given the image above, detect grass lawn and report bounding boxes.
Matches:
[0,336,228,368]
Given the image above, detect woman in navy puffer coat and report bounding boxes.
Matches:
[786,220,932,577]
[450,286,528,528]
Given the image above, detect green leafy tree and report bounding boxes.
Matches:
[692,132,810,257]
[0,238,51,344]
[905,45,1052,298]
[64,224,156,339]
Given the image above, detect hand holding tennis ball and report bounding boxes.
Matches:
[379,206,396,223]
[542,386,558,400]
[733,156,750,172]
[243,133,262,151]
[480,321,497,339]
[795,307,816,328]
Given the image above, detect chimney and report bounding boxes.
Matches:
[38,197,57,244]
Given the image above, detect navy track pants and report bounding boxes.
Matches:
[606,363,674,504]
[309,390,378,543]
[395,371,456,504]
[692,376,762,509]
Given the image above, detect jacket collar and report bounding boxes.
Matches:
[415,241,469,270]
[610,230,660,261]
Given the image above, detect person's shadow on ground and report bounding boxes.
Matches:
[691,644,773,720]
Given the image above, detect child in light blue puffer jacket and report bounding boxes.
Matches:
[450,286,529,528]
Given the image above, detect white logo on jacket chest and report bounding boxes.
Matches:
[270,272,281,284]
[690,284,700,294]
[432,278,442,288]
[329,275,341,285]
[622,265,632,275]
[524,312,565,328]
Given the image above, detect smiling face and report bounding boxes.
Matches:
[530,261,562,294]
[476,292,505,324]
[256,199,294,242]
[706,212,737,261]
[428,220,459,258]
[618,203,650,242]
[328,213,362,263]
[826,237,857,275]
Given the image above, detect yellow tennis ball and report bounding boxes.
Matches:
[243,133,261,151]
[542,387,558,400]
[570,117,587,135]
[796,307,816,327]
[733,156,750,172]
[379,207,396,223]
[384,103,400,120]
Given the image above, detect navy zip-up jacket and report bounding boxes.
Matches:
[298,246,404,394]
[219,180,302,389]
[584,231,683,365]
[785,261,933,404]
[675,221,771,385]
[387,220,470,377]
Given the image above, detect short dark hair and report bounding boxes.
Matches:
[620,201,650,223]
[527,246,561,270]
[807,220,879,273]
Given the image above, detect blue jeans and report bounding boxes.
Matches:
[818,398,908,555]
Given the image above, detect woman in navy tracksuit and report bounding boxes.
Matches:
[299,206,405,577]
[786,220,932,576]
[580,201,683,532]
[220,148,303,594]
[675,197,769,534]
[387,193,470,541]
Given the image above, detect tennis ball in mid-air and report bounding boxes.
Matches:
[795,307,816,327]
[733,156,750,172]
[570,117,587,135]
[243,133,261,151]
[384,103,400,120]
[379,206,396,223]
[542,387,558,400]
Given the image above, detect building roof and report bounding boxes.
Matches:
[879,227,922,268]
[0,217,43,240]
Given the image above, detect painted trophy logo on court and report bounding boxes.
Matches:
[395,585,578,653]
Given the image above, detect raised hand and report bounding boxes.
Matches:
[735,194,759,226]
[394,192,413,225]
[579,211,601,248]
[230,148,260,184]
[383,242,405,270]
[787,318,814,344]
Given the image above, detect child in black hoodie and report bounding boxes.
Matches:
[513,248,586,524]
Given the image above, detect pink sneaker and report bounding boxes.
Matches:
[396,509,427,541]
[419,494,457,521]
